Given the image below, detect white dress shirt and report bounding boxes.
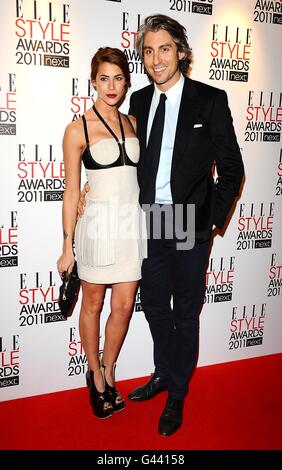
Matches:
[147,74,185,204]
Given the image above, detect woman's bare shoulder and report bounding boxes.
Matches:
[127,114,136,123]
[126,114,137,132]
[63,118,85,145]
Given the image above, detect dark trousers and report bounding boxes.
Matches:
[140,208,210,399]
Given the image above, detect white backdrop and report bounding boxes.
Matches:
[0,0,281,401]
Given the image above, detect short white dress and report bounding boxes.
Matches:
[75,106,146,284]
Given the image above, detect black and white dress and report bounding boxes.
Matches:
[75,106,146,284]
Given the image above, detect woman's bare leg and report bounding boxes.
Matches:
[79,280,106,392]
[102,281,138,385]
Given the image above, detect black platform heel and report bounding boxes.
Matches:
[101,363,126,412]
[86,369,113,419]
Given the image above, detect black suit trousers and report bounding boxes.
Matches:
[140,208,210,399]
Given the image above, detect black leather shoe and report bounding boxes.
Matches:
[158,398,184,436]
[128,373,168,401]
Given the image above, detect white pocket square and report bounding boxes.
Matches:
[193,124,203,128]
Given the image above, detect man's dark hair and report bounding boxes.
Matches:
[136,14,193,75]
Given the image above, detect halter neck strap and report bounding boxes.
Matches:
[92,105,125,143]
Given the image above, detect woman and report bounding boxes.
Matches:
[57,48,143,419]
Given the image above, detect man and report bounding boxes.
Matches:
[126,14,244,436]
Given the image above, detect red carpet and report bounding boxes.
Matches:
[0,354,281,450]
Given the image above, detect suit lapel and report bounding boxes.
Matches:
[137,85,154,156]
[171,77,201,172]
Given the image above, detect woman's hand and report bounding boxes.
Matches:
[77,182,90,217]
[57,252,75,277]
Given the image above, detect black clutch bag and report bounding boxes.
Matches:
[58,261,80,318]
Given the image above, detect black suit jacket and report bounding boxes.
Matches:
[129,77,244,242]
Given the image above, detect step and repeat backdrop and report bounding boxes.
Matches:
[0,0,281,401]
